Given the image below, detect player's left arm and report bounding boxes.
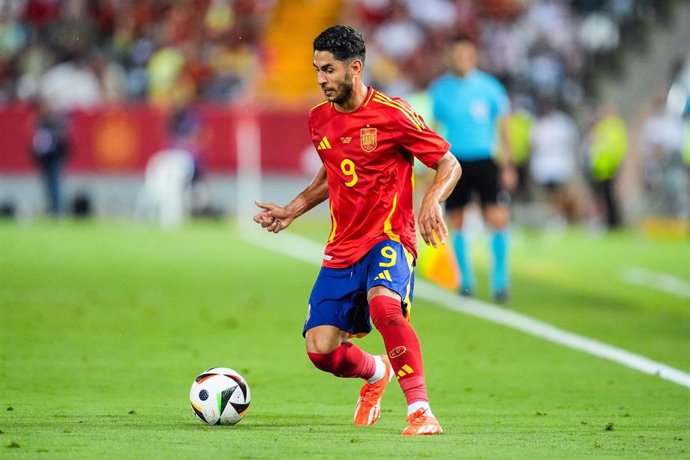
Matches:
[418,152,461,248]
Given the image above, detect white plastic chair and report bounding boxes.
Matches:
[136,149,195,227]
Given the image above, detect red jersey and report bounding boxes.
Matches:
[308,87,451,268]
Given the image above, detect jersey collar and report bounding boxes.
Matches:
[331,87,376,114]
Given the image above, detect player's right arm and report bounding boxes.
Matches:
[254,166,329,233]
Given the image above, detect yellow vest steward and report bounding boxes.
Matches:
[590,115,628,181]
[507,110,533,165]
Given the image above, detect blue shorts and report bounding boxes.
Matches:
[303,240,415,337]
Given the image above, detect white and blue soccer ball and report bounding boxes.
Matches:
[189,367,251,425]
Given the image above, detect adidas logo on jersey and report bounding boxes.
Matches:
[317,136,332,150]
[374,270,392,281]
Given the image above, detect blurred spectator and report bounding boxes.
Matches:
[46,0,98,57]
[527,43,566,98]
[478,19,529,83]
[204,0,234,39]
[640,96,688,219]
[31,103,69,217]
[167,103,219,218]
[38,52,103,112]
[147,44,186,107]
[404,0,457,30]
[372,2,423,61]
[583,104,629,229]
[90,49,127,103]
[0,3,27,60]
[578,12,620,54]
[366,42,413,97]
[15,42,55,101]
[530,99,580,225]
[203,39,260,104]
[505,93,535,202]
[23,0,61,28]
[525,0,577,54]
[454,0,480,39]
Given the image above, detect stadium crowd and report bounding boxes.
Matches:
[0,0,273,108]
[345,0,660,105]
[0,0,687,227]
[0,0,670,108]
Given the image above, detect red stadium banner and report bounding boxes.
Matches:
[0,103,37,172]
[0,104,312,174]
[259,110,312,172]
[68,106,167,172]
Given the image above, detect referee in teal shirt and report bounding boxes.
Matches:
[428,34,515,302]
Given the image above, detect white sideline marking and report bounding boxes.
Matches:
[243,228,690,389]
[415,282,690,389]
[622,266,690,299]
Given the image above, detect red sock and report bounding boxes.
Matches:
[369,295,428,404]
[307,342,376,379]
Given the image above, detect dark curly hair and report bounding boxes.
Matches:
[313,25,366,63]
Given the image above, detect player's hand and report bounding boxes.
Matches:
[501,164,518,192]
[253,201,295,233]
[418,200,447,248]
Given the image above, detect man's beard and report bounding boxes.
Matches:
[330,72,354,105]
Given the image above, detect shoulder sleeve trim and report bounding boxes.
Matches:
[309,99,330,113]
[371,93,425,131]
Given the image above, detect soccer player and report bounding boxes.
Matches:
[254,25,460,436]
[428,34,515,302]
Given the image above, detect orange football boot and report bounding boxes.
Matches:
[401,408,443,436]
[353,355,393,426]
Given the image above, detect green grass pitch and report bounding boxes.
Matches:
[1,220,688,458]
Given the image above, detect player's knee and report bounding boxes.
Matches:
[485,206,510,229]
[448,209,464,229]
[370,304,406,329]
[306,346,345,374]
[307,350,335,373]
[369,295,406,330]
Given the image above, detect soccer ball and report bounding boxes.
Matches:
[189,367,251,425]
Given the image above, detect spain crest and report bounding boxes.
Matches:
[360,127,377,152]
